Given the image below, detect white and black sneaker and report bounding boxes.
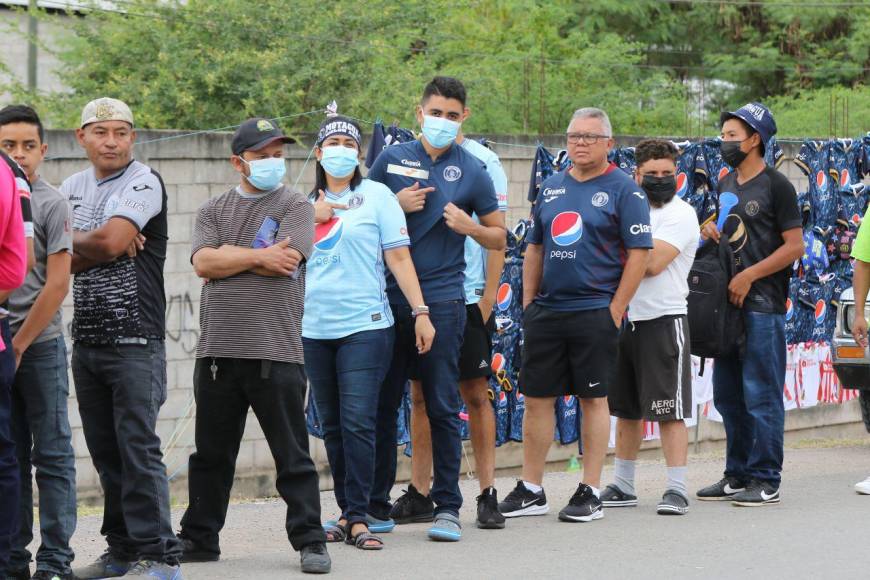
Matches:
[731,480,780,507]
[696,476,747,501]
[498,481,549,517]
[558,483,603,523]
[600,484,638,507]
[656,489,689,515]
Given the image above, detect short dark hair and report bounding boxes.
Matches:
[635,139,677,170]
[0,105,45,142]
[422,76,467,107]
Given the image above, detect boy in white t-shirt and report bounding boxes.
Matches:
[604,139,700,516]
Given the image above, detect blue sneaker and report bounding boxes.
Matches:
[427,513,462,542]
[73,551,133,579]
[122,560,183,579]
[324,514,395,534]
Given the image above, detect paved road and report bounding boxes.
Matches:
[62,441,869,579]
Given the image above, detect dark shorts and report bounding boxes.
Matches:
[519,304,618,398]
[458,303,495,381]
[410,304,494,382]
[610,314,692,421]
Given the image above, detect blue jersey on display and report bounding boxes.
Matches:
[795,140,838,235]
[801,276,836,342]
[302,179,410,339]
[368,140,499,304]
[528,167,653,311]
[528,144,557,203]
[785,278,809,344]
[608,147,636,176]
[364,121,415,169]
[829,139,863,194]
[555,395,580,444]
[460,138,509,304]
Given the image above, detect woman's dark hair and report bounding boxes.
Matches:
[312,158,363,197]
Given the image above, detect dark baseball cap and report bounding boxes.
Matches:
[231,118,292,155]
[719,102,778,146]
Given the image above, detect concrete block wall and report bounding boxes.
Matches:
[33,129,856,502]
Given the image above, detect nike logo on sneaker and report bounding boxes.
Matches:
[520,499,540,508]
[760,490,778,501]
[723,484,744,494]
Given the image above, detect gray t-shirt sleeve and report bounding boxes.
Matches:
[191,201,219,260]
[44,194,73,255]
[111,171,163,230]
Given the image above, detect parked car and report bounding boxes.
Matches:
[831,287,870,431]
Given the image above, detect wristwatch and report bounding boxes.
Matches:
[411,305,430,318]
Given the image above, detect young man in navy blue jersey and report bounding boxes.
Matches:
[367,76,505,542]
[498,107,652,523]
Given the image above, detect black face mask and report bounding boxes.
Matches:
[641,174,677,205]
[721,139,749,168]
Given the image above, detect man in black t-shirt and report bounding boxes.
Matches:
[698,103,804,507]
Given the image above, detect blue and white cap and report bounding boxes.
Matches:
[720,102,777,146]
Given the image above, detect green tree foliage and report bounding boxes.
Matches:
[12,0,870,136]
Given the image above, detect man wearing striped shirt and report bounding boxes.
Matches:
[178,118,330,575]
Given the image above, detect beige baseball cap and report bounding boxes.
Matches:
[80,97,134,128]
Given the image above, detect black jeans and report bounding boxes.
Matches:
[72,341,180,563]
[180,358,325,553]
[0,319,20,575]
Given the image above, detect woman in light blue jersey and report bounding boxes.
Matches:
[302,116,434,551]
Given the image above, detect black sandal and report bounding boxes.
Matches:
[345,524,384,551]
[323,523,346,543]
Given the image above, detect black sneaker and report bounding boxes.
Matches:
[558,483,603,523]
[656,489,690,515]
[31,572,76,580]
[497,481,549,518]
[696,476,748,501]
[30,572,75,580]
[5,568,31,580]
[476,487,506,529]
[389,483,435,524]
[300,542,331,575]
[731,480,780,507]
[600,484,638,507]
[177,536,220,563]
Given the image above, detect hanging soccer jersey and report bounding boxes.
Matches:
[797,342,821,408]
[795,140,838,235]
[783,344,799,411]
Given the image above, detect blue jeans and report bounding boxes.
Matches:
[370,300,466,519]
[0,320,19,575]
[713,311,786,486]
[73,341,181,563]
[303,328,394,526]
[11,336,77,575]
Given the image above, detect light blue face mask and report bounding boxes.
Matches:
[422,115,461,148]
[319,145,359,178]
[242,157,286,191]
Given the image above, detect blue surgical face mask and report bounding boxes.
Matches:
[242,157,286,191]
[421,115,460,149]
[319,145,359,178]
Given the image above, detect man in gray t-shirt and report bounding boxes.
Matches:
[0,104,77,579]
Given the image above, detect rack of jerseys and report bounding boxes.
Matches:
[526,137,785,228]
[787,137,870,345]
